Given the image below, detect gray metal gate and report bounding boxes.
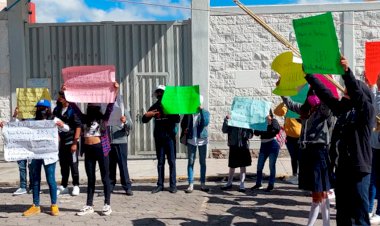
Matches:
[25,20,192,158]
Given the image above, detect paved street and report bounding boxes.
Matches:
[0,180,336,226]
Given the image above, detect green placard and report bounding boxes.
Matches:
[161,85,200,114]
[293,12,344,75]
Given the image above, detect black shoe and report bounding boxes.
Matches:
[250,184,263,190]
[265,185,274,192]
[200,187,210,193]
[221,184,232,190]
[238,188,246,193]
[169,187,177,193]
[125,189,133,196]
[151,186,163,194]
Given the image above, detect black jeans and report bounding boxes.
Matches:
[59,144,79,187]
[109,143,132,192]
[335,165,370,226]
[155,136,176,188]
[84,143,111,206]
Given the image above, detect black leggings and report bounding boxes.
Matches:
[84,143,111,206]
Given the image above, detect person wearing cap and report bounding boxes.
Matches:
[21,99,69,217]
[142,85,180,194]
[180,95,210,193]
[66,82,119,216]
[53,91,82,196]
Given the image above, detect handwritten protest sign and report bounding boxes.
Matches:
[293,12,344,75]
[16,88,51,119]
[104,94,125,126]
[272,51,307,96]
[285,84,310,118]
[161,85,200,114]
[365,41,380,85]
[2,120,59,162]
[228,97,271,131]
[62,65,116,103]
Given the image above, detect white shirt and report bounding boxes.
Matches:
[187,113,208,146]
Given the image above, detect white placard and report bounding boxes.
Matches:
[235,70,262,88]
[2,120,59,162]
[105,94,124,126]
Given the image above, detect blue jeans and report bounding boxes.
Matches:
[31,160,57,206]
[285,136,300,176]
[155,136,176,188]
[369,148,380,214]
[256,139,280,186]
[187,144,207,184]
[18,160,33,190]
[336,165,370,226]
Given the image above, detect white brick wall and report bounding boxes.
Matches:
[0,19,10,151]
[354,11,380,76]
[208,7,372,150]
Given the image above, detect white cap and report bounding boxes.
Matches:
[155,85,166,92]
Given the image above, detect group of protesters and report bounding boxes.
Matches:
[0,55,378,226]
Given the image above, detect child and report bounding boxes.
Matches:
[221,115,253,192]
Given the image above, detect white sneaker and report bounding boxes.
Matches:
[57,186,69,195]
[76,206,94,216]
[371,214,380,224]
[13,188,27,196]
[72,186,80,196]
[102,204,112,216]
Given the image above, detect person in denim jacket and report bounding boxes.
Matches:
[221,115,253,192]
[181,95,210,193]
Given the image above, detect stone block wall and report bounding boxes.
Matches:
[208,4,377,153]
[0,18,10,152]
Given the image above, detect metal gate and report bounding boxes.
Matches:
[25,21,192,158]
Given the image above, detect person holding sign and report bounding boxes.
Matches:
[251,110,281,192]
[180,95,210,193]
[23,99,67,217]
[221,115,253,192]
[53,91,82,196]
[304,57,374,226]
[280,88,335,226]
[108,111,134,196]
[65,82,119,216]
[142,85,181,194]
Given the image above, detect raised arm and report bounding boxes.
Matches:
[281,96,303,114]
[222,116,230,134]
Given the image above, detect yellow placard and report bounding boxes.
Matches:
[271,51,307,96]
[16,88,51,119]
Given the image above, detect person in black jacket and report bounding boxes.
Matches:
[142,85,180,194]
[251,110,281,192]
[221,115,254,192]
[304,56,374,226]
[53,91,82,196]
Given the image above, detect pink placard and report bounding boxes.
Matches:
[62,66,116,103]
[314,74,339,99]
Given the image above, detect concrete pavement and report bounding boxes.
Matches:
[0,157,339,226]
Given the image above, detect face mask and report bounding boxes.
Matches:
[307,95,321,107]
[56,101,63,108]
[36,109,48,120]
